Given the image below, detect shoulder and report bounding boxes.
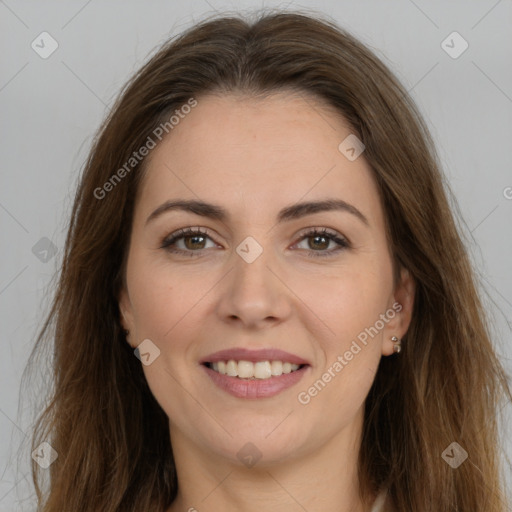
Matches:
[370,488,394,512]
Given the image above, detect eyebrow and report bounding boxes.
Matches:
[145,198,369,227]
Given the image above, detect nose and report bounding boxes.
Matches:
[215,243,292,330]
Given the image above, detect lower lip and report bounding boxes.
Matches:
[202,364,310,399]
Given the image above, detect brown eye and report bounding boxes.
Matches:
[161,227,216,256]
[307,234,331,251]
[183,234,207,250]
[294,228,350,258]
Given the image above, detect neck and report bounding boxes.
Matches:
[167,407,376,512]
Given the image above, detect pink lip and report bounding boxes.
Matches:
[201,364,310,399]
[201,348,310,366]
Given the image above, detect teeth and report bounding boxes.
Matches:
[270,360,282,375]
[208,359,301,379]
[217,361,227,375]
[226,360,237,377]
[238,360,254,378]
[254,361,272,379]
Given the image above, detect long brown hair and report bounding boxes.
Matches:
[25,10,511,511]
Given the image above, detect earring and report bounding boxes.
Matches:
[391,336,401,354]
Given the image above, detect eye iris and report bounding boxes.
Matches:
[309,235,329,250]
[185,235,206,250]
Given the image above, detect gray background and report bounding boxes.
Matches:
[1,0,511,509]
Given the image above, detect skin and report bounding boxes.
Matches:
[119,91,415,512]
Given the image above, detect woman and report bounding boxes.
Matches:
[27,11,511,511]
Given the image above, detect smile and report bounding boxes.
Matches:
[200,347,311,398]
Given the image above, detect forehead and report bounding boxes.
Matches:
[135,92,383,228]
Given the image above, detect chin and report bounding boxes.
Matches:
[202,421,311,467]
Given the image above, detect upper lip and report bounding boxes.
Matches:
[201,348,310,366]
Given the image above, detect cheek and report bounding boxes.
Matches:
[126,259,209,424]
[125,252,187,341]
[301,261,392,350]
[296,275,387,429]
[130,287,175,339]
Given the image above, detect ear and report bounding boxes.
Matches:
[118,287,136,348]
[382,267,415,356]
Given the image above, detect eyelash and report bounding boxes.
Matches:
[160,227,350,258]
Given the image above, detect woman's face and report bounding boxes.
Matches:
[120,92,414,466]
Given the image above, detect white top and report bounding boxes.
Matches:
[370,488,388,512]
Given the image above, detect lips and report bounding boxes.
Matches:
[200,347,311,399]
